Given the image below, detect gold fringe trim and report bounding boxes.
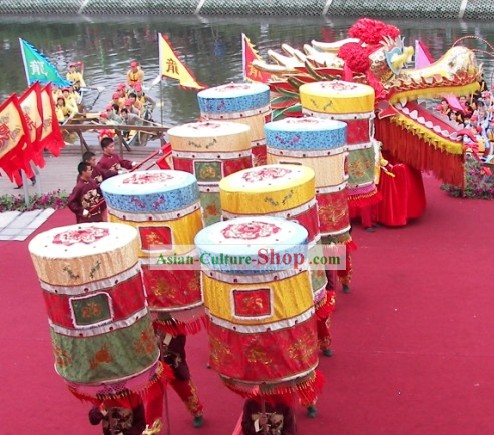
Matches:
[391,114,464,155]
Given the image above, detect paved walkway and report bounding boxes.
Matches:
[0,145,159,196]
[0,144,160,240]
[0,208,55,240]
[0,154,82,197]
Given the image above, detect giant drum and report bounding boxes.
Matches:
[300,81,380,214]
[100,170,204,334]
[219,164,327,304]
[195,216,321,399]
[28,223,162,399]
[197,83,271,167]
[265,117,350,237]
[168,121,253,226]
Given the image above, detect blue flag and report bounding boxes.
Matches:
[19,38,70,88]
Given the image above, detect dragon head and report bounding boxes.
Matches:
[338,18,414,84]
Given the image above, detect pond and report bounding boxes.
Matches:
[0,15,493,125]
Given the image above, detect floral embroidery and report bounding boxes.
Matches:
[151,277,173,299]
[63,265,80,280]
[122,173,173,184]
[133,330,156,355]
[252,152,267,167]
[218,83,251,92]
[319,81,359,91]
[189,138,216,149]
[81,301,103,319]
[242,167,292,183]
[246,345,273,365]
[53,227,109,245]
[221,221,281,240]
[264,189,294,207]
[89,260,101,279]
[89,344,113,370]
[53,344,72,368]
[287,336,315,365]
[318,200,347,226]
[209,336,233,367]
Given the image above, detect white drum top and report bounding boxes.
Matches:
[168,121,250,138]
[28,222,137,259]
[195,216,308,257]
[266,116,346,132]
[101,170,195,195]
[220,164,315,191]
[198,82,270,98]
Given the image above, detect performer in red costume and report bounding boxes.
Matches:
[241,396,296,435]
[97,137,137,173]
[145,327,204,429]
[78,151,117,185]
[67,162,106,223]
[376,149,426,226]
[88,391,146,435]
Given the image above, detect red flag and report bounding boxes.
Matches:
[18,82,45,168]
[241,34,276,83]
[156,143,173,169]
[39,83,64,156]
[0,94,32,180]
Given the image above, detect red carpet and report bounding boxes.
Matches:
[1,175,494,434]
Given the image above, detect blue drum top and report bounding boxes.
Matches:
[198,82,270,114]
[265,117,347,151]
[100,170,200,213]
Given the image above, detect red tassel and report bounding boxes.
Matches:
[66,361,174,404]
[315,292,336,320]
[348,189,382,211]
[152,316,207,336]
[219,369,325,406]
[375,117,464,187]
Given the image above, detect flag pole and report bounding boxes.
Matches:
[19,38,32,207]
[19,38,31,86]
[157,32,164,127]
[160,79,164,127]
[241,34,247,82]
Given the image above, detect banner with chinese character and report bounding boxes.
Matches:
[19,38,70,88]
[18,82,46,168]
[0,94,32,180]
[39,83,64,156]
[241,34,276,83]
[158,34,206,90]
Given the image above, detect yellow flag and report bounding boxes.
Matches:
[159,34,206,90]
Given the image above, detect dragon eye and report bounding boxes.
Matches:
[385,47,405,74]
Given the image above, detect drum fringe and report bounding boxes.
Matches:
[152,315,207,336]
[315,291,336,320]
[220,369,326,405]
[67,361,174,403]
[348,188,382,210]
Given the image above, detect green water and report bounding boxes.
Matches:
[0,15,493,125]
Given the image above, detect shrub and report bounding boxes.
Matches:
[0,189,68,212]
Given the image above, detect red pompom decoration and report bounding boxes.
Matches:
[338,42,372,74]
[348,18,400,45]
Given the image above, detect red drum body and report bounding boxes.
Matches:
[219,164,327,303]
[265,116,350,237]
[168,121,253,226]
[28,223,162,399]
[100,170,204,331]
[300,81,380,212]
[195,217,320,397]
[197,83,271,167]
